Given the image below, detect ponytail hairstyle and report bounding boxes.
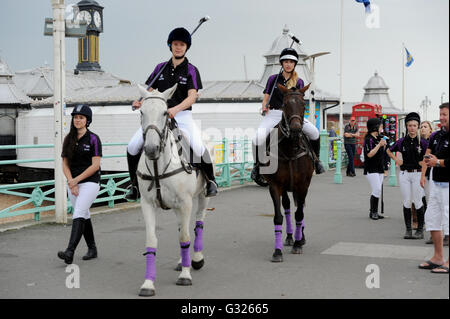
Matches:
[286,70,299,90]
[62,118,78,164]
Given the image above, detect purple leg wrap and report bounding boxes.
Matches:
[274,225,283,250]
[144,247,157,281]
[194,221,204,252]
[180,241,191,267]
[285,211,293,235]
[295,221,305,241]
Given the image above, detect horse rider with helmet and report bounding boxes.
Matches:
[251,47,325,185]
[126,27,218,200]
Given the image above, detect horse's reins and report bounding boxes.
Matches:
[137,96,193,210]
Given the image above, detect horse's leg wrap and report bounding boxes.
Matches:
[285,209,293,235]
[295,220,305,241]
[274,225,283,250]
[144,247,157,281]
[180,241,191,268]
[194,221,204,252]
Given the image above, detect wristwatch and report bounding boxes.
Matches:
[435,160,441,168]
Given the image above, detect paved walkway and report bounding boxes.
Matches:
[0,169,448,299]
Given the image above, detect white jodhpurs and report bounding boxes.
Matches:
[252,109,319,146]
[127,110,205,158]
[365,173,384,198]
[398,171,425,209]
[425,169,449,235]
[67,182,100,219]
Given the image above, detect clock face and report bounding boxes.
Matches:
[93,11,102,28]
[77,10,92,25]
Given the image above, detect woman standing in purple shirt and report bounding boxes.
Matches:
[363,117,387,220]
[58,104,102,264]
[387,112,427,239]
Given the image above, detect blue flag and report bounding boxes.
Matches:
[355,0,371,13]
[405,47,414,67]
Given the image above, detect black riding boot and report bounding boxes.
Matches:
[369,195,379,220]
[413,206,425,239]
[125,151,141,201]
[58,218,86,264]
[200,150,218,197]
[310,138,325,174]
[251,144,268,186]
[82,219,97,260]
[403,207,414,239]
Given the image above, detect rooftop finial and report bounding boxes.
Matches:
[283,25,289,35]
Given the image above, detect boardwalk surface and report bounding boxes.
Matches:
[0,169,448,299]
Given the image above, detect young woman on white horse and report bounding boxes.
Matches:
[126,27,218,201]
[129,27,213,297]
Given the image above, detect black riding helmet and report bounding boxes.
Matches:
[405,112,420,125]
[367,117,381,133]
[167,27,191,51]
[71,104,92,127]
[279,48,299,64]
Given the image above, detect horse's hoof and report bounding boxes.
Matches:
[176,278,192,286]
[291,246,303,254]
[284,235,294,246]
[192,259,205,270]
[174,263,182,271]
[138,288,155,297]
[271,249,283,262]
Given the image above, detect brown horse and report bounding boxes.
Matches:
[260,83,315,262]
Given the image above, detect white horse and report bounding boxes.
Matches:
[136,84,209,297]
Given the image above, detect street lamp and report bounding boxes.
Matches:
[303,52,330,128]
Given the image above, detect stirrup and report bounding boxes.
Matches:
[205,181,218,197]
[125,185,139,201]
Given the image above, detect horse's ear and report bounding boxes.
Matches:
[299,83,311,94]
[162,83,178,101]
[277,83,289,94]
[138,84,151,98]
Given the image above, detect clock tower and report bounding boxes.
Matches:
[75,0,104,72]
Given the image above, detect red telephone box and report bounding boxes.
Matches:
[352,103,382,168]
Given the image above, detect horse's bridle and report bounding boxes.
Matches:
[141,96,170,159]
[280,91,306,138]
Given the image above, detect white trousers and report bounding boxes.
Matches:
[67,182,100,219]
[128,110,205,158]
[425,169,449,235]
[253,110,319,145]
[365,173,384,198]
[398,171,425,209]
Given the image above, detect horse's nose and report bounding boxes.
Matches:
[144,144,160,159]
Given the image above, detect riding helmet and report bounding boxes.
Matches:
[367,117,381,133]
[279,48,299,64]
[71,104,92,127]
[167,27,191,51]
[405,112,420,125]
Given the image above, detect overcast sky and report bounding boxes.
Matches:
[1,0,448,120]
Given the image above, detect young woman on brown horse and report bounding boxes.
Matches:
[260,83,315,262]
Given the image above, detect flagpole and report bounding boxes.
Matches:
[402,43,405,112]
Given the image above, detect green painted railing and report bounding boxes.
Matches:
[0,139,255,221]
[213,137,253,187]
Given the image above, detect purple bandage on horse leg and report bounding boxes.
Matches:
[285,211,293,235]
[180,241,191,267]
[274,225,283,250]
[194,221,204,252]
[295,221,305,241]
[144,247,157,281]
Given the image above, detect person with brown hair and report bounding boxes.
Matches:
[57,104,102,264]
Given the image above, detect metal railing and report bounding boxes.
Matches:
[0,139,255,221]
